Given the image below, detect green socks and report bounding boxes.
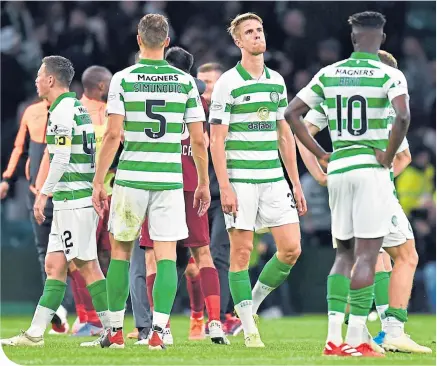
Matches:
[153,259,177,315]
[327,274,350,313]
[374,271,390,306]
[107,259,130,312]
[385,307,408,322]
[87,279,108,313]
[229,270,252,305]
[349,285,374,316]
[38,279,67,311]
[252,254,293,314]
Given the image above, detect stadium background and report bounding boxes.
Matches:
[0,1,435,317]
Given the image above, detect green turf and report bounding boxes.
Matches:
[1,315,435,365]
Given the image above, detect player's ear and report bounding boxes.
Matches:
[381,33,386,45]
[164,37,170,48]
[351,32,356,46]
[136,34,143,48]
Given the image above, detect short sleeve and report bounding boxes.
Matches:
[276,78,288,121]
[106,72,126,116]
[50,100,74,141]
[184,76,206,124]
[386,69,409,103]
[296,68,326,109]
[208,75,232,126]
[304,104,328,131]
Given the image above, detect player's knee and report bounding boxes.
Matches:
[185,262,199,278]
[277,244,301,265]
[191,246,214,269]
[398,246,419,270]
[231,243,252,268]
[45,254,67,279]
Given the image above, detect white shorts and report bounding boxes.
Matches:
[332,201,414,250]
[47,207,98,262]
[108,184,188,242]
[328,168,398,240]
[383,200,415,247]
[225,180,299,231]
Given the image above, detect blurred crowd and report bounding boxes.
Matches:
[1,1,435,313]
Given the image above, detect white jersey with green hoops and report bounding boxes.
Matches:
[106,58,205,191]
[208,62,288,184]
[297,51,409,175]
[304,105,409,195]
[46,92,96,210]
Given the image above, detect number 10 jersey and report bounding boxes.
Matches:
[297,52,409,175]
[106,58,206,191]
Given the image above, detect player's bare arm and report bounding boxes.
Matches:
[187,120,211,217]
[210,123,238,217]
[393,148,412,177]
[92,114,122,217]
[285,98,330,163]
[34,138,72,225]
[277,119,307,215]
[376,94,410,168]
[296,122,327,186]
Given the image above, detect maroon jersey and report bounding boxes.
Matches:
[181,96,209,192]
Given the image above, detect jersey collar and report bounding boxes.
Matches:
[350,52,380,62]
[49,92,76,113]
[138,58,169,66]
[235,61,270,81]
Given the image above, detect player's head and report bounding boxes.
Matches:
[137,14,170,52]
[228,13,266,56]
[165,46,194,73]
[378,50,398,69]
[36,56,74,99]
[348,11,386,53]
[81,66,113,102]
[197,63,224,104]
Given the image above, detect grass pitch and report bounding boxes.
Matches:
[1,314,435,365]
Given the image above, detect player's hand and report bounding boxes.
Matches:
[92,182,109,219]
[33,193,48,225]
[220,185,238,219]
[374,148,392,169]
[0,181,10,200]
[193,184,211,217]
[318,153,331,171]
[293,184,307,216]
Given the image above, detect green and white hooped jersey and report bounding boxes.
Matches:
[304,105,409,194]
[297,52,409,175]
[46,92,96,210]
[208,62,288,184]
[107,59,205,191]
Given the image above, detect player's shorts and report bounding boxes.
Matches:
[47,206,98,262]
[108,184,188,242]
[225,180,299,232]
[382,200,415,247]
[139,191,209,249]
[96,195,111,252]
[332,199,414,251]
[328,168,398,240]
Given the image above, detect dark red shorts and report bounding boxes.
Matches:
[139,191,209,249]
[96,195,111,252]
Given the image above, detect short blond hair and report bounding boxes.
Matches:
[227,13,263,40]
[138,14,169,48]
[378,50,398,69]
